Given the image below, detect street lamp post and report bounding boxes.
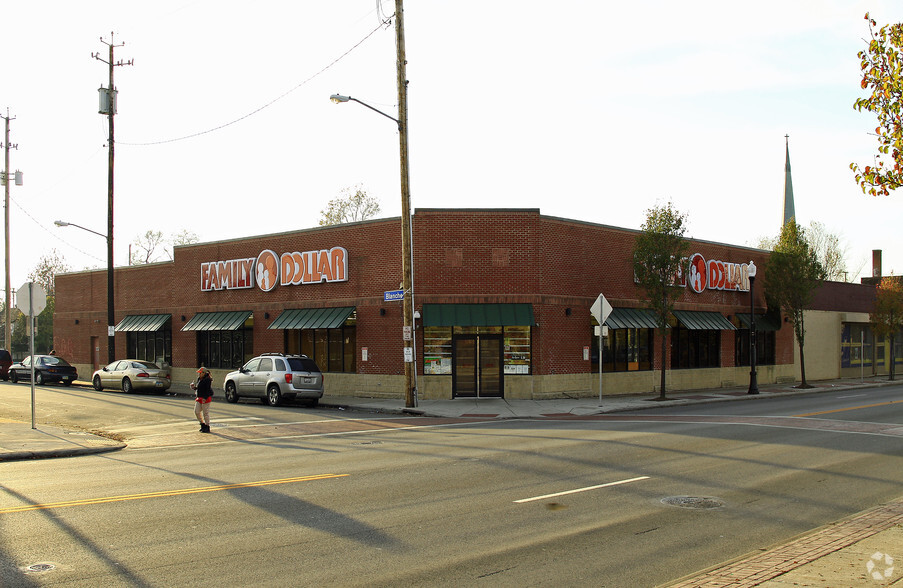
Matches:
[327,0,415,409]
[54,220,114,363]
[748,260,759,395]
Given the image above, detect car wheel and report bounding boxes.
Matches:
[10,370,17,384]
[35,372,44,386]
[224,382,239,403]
[122,378,133,394]
[266,384,282,407]
[93,376,104,391]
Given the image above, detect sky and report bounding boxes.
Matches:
[3,0,903,297]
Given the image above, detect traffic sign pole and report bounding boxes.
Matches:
[16,281,46,430]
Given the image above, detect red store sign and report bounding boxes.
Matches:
[683,253,750,293]
[201,247,349,292]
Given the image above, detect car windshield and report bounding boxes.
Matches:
[287,357,320,372]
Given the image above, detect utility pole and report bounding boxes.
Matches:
[394,0,415,408]
[93,33,132,364]
[2,110,21,352]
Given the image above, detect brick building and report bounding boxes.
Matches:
[53,208,796,399]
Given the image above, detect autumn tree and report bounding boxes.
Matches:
[633,202,690,400]
[12,250,70,355]
[871,276,903,380]
[756,221,861,282]
[319,186,381,226]
[851,12,903,196]
[762,220,825,388]
[130,229,199,265]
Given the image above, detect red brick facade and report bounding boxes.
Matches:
[53,208,789,397]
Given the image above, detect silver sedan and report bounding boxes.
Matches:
[92,360,171,393]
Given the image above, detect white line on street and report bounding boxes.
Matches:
[513,476,651,504]
[836,394,867,399]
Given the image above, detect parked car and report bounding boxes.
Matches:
[92,360,171,393]
[9,355,78,386]
[0,349,11,381]
[223,353,323,407]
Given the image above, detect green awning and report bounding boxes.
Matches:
[181,310,252,332]
[603,308,660,329]
[268,307,355,330]
[673,310,736,330]
[423,303,535,327]
[736,313,781,331]
[115,314,170,332]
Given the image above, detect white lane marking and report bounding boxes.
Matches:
[105,416,265,433]
[836,394,867,399]
[513,476,650,504]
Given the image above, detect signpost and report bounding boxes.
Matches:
[590,294,612,405]
[16,281,46,429]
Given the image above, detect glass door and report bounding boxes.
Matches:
[453,335,503,398]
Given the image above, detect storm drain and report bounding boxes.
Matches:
[26,563,55,573]
[661,496,725,509]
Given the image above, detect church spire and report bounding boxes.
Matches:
[783,134,796,226]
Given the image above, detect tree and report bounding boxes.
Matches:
[633,202,690,400]
[755,221,860,282]
[319,186,381,226]
[12,251,70,355]
[851,13,903,196]
[130,229,199,265]
[871,276,903,380]
[762,220,825,388]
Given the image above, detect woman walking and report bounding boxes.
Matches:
[191,367,213,433]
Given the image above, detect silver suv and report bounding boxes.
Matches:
[223,353,323,407]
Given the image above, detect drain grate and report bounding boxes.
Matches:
[661,496,725,509]
[26,563,55,573]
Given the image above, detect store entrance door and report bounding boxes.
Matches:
[453,335,503,398]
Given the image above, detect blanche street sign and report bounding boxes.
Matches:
[384,289,405,302]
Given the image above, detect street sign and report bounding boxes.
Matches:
[384,289,405,302]
[16,282,46,316]
[590,293,612,324]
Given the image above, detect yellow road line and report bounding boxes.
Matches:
[0,473,348,514]
[794,399,903,417]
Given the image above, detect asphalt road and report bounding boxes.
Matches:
[1,383,902,586]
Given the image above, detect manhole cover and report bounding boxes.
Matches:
[26,563,55,572]
[661,496,725,509]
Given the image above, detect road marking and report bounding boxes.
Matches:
[794,399,903,417]
[0,473,348,514]
[513,476,650,504]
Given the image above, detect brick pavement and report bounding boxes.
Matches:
[666,499,903,586]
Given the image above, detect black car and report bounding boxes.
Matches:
[10,355,78,386]
[0,349,11,381]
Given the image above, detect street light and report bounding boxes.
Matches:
[331,91,415,408]
[55,219,115,363]
[747,260,759,395]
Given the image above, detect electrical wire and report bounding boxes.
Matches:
[120,18,392,147]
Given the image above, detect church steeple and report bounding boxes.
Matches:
[783,134,796,226]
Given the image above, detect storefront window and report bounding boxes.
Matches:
[594,327,653,373]
[734,330,776,366]
[841,323,875,368]
[127,326,172,367]
[423,327,452,374]
[197,327,252,370]
[503,326,531,374]
[671,325,720,369]
[288,325,356,373]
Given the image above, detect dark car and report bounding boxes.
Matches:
[10,355,78,386]
[223,353,323,406]
[0,349,11,381]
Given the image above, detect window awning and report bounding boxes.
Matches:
[268,307,355,330]
[115,314,170,332]
[603,308,660,329]
[735,313,781,331]
[423,303,535,327]
[673,310,736,330]
[181,311,252,332]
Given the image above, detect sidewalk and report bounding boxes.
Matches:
[2,376,902,586]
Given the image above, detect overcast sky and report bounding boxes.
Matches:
[3,0,903,296]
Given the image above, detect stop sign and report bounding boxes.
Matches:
[16,282,47,316]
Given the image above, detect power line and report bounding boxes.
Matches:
[120,19,391,147]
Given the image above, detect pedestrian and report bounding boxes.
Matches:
[190,366,213,433]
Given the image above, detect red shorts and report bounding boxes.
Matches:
[195,397,213,404]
